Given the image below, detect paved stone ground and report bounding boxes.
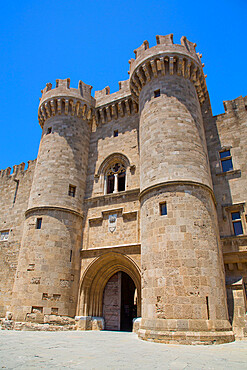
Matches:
[0,331,247,369]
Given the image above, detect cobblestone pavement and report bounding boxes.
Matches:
[0,331,247,369]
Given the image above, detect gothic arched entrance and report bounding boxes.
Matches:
[78,252,141,330]
[103,271,137,331]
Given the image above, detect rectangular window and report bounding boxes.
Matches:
[231,212,243,235]
[114,130,118,137]
[219,149,233,172]
[36,218,42,230]
[0,230,9,241]
[47,127,52,134]
[68,185,76,197]
[160,202,167,216]
[154,89,160,98]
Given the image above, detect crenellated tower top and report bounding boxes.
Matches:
[129,34,207,104]
[38,78,96,128]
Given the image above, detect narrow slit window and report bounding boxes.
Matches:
[70,250,72,262]
[47,127,52,135]
[231,212,243,236]
[160,202,167,216]
[36,218,42,229]
[206,296,210,319]
[13,179,19,204]
[219,149,233,172]
[68,185,76,197]
[154,89,160,98]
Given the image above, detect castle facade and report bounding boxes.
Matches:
[0,34,246,344]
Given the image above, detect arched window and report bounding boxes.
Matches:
[96,153,132,195]
[106,163,126,194]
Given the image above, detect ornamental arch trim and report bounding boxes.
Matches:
[96,152,131,177]
[77,252,141,318]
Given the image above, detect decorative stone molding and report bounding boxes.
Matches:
[84,188,140,202]
[25,205,84,219]
[95,152,131,177]
[139,180,216,206]
[77,252,141,318]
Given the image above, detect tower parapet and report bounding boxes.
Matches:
[129,34,207,105]
[38,78,95,128]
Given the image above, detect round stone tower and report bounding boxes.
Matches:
[11,78,95,321]
[129,35,234,344]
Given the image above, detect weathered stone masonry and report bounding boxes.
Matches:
[0,34,246,343]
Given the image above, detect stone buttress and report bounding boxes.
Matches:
[129,34,234,344]
[11,79,95,321]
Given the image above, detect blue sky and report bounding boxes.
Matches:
[0,0,246,170]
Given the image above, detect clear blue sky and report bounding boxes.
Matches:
[0,0,246,170]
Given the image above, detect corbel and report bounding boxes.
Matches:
[169,57,174,75]
[142,63,151,81]
[64,99,69,115]
[136,68,145,86]
[150,60,158,78]
[50,100,56,116]
[159,57,166,76]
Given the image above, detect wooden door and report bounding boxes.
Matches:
[103,272,121,330]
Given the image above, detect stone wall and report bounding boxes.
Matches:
[204,94,247,338]
[83,191,140,250]
[204,95,247,237]
[85,108,140,198]
[0,160,36,316]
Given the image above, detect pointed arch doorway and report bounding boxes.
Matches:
[78,252,141,331]
[103,271,137,331]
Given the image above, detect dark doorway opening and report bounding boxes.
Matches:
[103,271,137,331]
[120,272,137,331]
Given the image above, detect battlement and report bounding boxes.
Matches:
[0,160,36,178]
[40,79,95,105]
[38,79,96,128]
[95,97,138,126]
[223,95,247,114]
[129,34,207,104]
[95,79,131,107]
[129,34,200,74]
